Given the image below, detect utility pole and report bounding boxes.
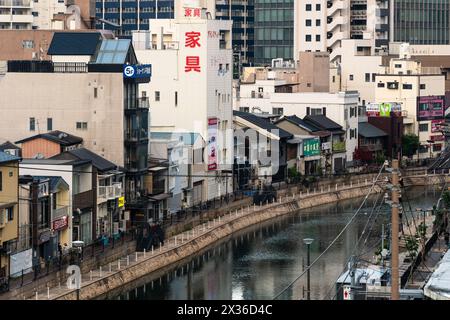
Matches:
[391,159,400,300]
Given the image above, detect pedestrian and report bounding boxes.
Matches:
[445,231,450,247]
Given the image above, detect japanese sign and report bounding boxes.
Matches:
[123,64,152,79]
[185,31,201,73]
[431,119,445,133]
[183,0,201,18]
[303,138,320,157]
[207,118,218,171]
[52,216,68,231]
[118,196,125,208]
[38,181,49,198]
[417,96,445,121]
[366,102,401,117]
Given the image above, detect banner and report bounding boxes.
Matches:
[417,95,445,121]
[303,138,320,157]
[431,119,445,133]
[207,118,218,171]
[366,102,401,117]
[10,249,33,277]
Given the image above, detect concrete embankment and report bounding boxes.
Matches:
[54,182,384,300]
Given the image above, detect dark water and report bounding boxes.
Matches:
[111,186,441,300]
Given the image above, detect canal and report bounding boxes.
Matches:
[110,186,442,300]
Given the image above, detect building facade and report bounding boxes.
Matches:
[254,0,294,65]
[132,2,233,204]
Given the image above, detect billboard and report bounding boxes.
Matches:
[431,119,445,133]
[366,102,401,117]
[417,95,445,121]
[10,249,33,277]
[207,118,218,171]
[303,138,320,157]
[123,64,152,79]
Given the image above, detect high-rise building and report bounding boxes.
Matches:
[0,0,34,30]
[392,0,450,45]
[215,0,254,73]
[95,0,175,37]
[254,0,294,65]
[294,0,390,64]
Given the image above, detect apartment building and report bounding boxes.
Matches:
[0,31,151,225]
[132,2,233,203]
[374,56,446,159]
[0,151,20,283]
[0,0,34,30]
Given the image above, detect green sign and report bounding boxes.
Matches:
[379,103,391,117]
[303,138,320,157]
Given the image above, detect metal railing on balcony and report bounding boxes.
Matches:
[52,206,69,220]
[0,0,31,6]
[98,183,122,202]
[125,129,148,142]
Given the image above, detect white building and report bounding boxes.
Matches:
[374,57,446,159]
[294,0,389,64]
[0,0,34,29]
[132,0,233,202]
[237,85,359,163]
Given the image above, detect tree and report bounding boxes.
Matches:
[402,134,420,157]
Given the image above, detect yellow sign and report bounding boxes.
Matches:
[118,196,125,208]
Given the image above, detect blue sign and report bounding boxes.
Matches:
[123,64,152,79]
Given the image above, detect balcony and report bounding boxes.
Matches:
[125,129,149,143]
[52,206,69,220]
[151,179,166,195]
[98,183,122,204]
[73,190,94,211]
[332,141,346,153]
[0,0,31,7]
[375,24,389,32]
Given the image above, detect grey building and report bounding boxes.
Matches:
[254,0,294,65]
[393,0,450,45]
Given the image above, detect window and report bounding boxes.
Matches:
[332,76,335,83]
[29,117,35,131]
[315,35,320,41]
[420,84,426,89]
[419,145,428,153]
[365,73,370,82]
[311,108,322,116]
[349,74,354,81]
[387,82,399,89]
[306,4,312,11]
[6,207,13,221]
[395,64,402,68]
[273,107,284,115]
[372,73,376,82]
[305,35,312,42]
[377,82,385,87]
[155,91,160,101]
[32,11,38,17]
[433,144,442,152]
[175,91,178,107]
[94,87,98,98]
[76,122,88,130]
[22,40,34,48]
[47,118,52,131]
[316,19,321,26]
[402,83,413,89]
[306,19,312,26]
[239,107,249,112]
[258,87,263,93]
[316,4,321,10]
[419,123,429,132]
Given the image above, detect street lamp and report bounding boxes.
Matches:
[303,238,314,300]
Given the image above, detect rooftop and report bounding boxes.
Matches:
[304,115,343,132]
[0,141,20,151]
[0,151,21,164]
[50,148,118,172]
[16,130,83,146]
[48,32,102,56]
[359,122,388,138]
[234,111,292,139]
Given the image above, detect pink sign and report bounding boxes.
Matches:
[208,118,218,171]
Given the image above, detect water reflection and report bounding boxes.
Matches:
[112,186,441,300]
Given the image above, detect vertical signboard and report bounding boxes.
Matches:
[207,118,218,171]
[303,138,320,157]
[417,96,445,121]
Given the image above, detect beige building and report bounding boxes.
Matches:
[374,58,445,159]
[0,151,20,281]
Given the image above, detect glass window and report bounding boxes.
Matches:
[316,34,321,41]
[306,19,312,26]
[419,123,428,132]
[365,73,370,82]
[306,4,312,11]
[316,19,321,26]
[316,4,321,11]
[29,118,35,131]
[305,34,312,42]
[47,118,52,131]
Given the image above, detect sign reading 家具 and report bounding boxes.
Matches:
[417,95,445,121]
[207,118,218,171]
[123,64,152,79]
[303,138,320,157]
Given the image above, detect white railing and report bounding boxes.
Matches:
[98,183,122,202]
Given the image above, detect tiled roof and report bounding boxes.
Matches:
[0,151,20,164]
[303,115,343,131]
[16,131,82,146]
[234,111,292,139]
[359,122,388,138]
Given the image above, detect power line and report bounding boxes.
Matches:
[272,162,387,300]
